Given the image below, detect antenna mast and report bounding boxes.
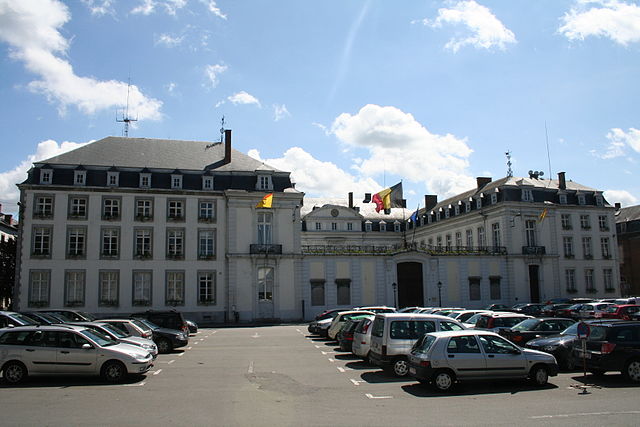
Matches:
[505,150,513,177]
[116,78,137,137]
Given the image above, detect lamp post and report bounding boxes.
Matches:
[437,281,443,307]
[392,282,398,309]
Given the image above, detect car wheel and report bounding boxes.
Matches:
[156,338,171,354]
[101,360,127,383]
[623,359,640,382]
[530,365,549,386]
[432,370,455,392]
[392,357,409,377]
[2,361,27,385]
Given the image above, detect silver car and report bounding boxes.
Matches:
[0,325,153,384]
[69,322,158,358]
[408,330,559,392]
[351,316,375,360]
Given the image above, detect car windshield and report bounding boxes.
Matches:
[130,319,152,333]
[411,334,437,354]
[99,324,129,338]
[79,311,97,321]
[603,306,619,313]
[80,328,117,347]
[465,313,484,325]
[511,318,540,331]
[12,313,39,325]
[137,318,160,330]
[560,322,579,336]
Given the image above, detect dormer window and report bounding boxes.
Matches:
[436,212,441,221]
[74,170,86,186]
[202,176,214,190]
[107,171,119,187]
[139,173,151,188]
[476,196,482,210]
[256,174,273,191]
[445,209,450,219]
[490,193,498,204]
[171,174,183,189]
[465,201,471,213]
[379,221,387,232]
[595,194,604,206]
[365,221,372,232]
[394,222,401,232]
[454,205,460,216]
[521,189,533,202]
[577,193,586,205]
[559,194,567,205]
[40,168,53,184]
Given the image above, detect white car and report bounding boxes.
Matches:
[0,325,153,384]
[351,316,375,360]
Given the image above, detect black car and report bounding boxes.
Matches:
[511,304,546,317]
[337,318,362,352]
[575,321,640,382]
[136,318,189,353]
[131,310,189,335]
[19,311,65,325]
[499,318,575,346]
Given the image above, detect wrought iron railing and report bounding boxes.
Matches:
[522,246,546,255]
[250,244,283,254]
[301,243,507,256]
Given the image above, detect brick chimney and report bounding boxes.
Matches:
[424,195,438,211]
[558,171,566,190]
[224,129,232,165]
[476,177,492,189]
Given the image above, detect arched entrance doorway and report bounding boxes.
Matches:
[396,262,424,308]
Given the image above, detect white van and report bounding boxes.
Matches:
[615,297,640,305]
[368,313,466,377]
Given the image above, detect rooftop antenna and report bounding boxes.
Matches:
[206,116,226,149]
[544,121,552,179]
[505,150,513,177]
[116,78,137,137]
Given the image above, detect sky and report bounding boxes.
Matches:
[1,0,639,217]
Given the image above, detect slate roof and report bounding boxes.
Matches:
[302,197,411,221]
[616,205,640,223]
[35,136,282,173]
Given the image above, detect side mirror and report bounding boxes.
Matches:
[82,343,93,350]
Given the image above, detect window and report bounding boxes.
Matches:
[595,195,604,206]
[134,229,152,258]
[107,171,119,186]
[522,189,533,202]
[99,271,119,306]
[40,168,52,184]
[315,222,321,230]
[394,222,401,232]
[257,175,272,191]
[198,271,216,305]
[466,229,473,247]
[310,280,325,306]
[365,222,372,232]
[257,212,272,245]
[347,223,353,231]
[561,214,572,230]
[167,199,184,220]
[455,232,462,247]
[436,236,442,248]
[580,214,590,230]
[390,320,435,339]
[74,170,86,186]
[66,227,86,258]
[465,201,471,213]
[171,174,182,189]
[32,226,52,257]
[68,196,88,219]
[135,198,153,220]
[578,194,586,205]
[139,173,151,188]
[166,229,184,259]
[491,223,501,248]
[582,236,592,259]
[202,176,213,190]
[445,234,452,249]
[102,197,120,220]
[447,336,481,353]
[64,270,85,306]
[455,205,460,215]
[436,212,441,221]
[331,222,338,231]
[101,228,119,257]
[336,279,351,306]
[598,215,609,231]
[29,270,50,306]
[490,277,501,300]
[445,209,450,219]
[565,269,576,291]
[34,195,54,218]
[469,277,481,301]
[490,193,498,204]
[603,268,614,291]
[166,271,185,305]
[199,200,216,221]
[258,267,274,301]
[477,226,486,247]
[563,236,574,258]
[478,335,519,354]
[198,229,215,259]
[585,269,595,292]
[476,197,482,209]
[601,237,611,258]
[525,220,537,246]
[132,271,152,306]
[559,194,568,204]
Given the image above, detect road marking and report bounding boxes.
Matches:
[328,358,335,363]
[153,369,162,375]
[531,411,640,420]
[187,347,193,350]
[296,328,301,332]
[350,379,366,386]
[168,360,175,365]
[248,361,254,374]
[315,345,321,349]
[178,353,184,357]
[365,393,392,399]
[124,382,146,387]
[252,333,260,338]
[321,351,334,355]
[194,342,199,345]
[337,367,345,373]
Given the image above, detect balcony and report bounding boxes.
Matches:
[250,244,282,254]
[522,246,546,256]
[301,244,507,256]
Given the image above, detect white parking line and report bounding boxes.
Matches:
[178,353,184,357]
[321,351,334,355]
[248,361,254,374]
[328,358,335,363]
[123,382,146,387]
[531,411,640,420]
[153,369,162,375]
[296,328,301,332]
[167,360,175,365]
[365,393,392,399]
[337,367,345,373]
[187,347,193,350]
[315,345,321,349]
[350,379,366,386]
[194,342,199,345]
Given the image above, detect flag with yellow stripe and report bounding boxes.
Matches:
[256,193,273,208]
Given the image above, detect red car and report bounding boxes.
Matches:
[595,305,640,320]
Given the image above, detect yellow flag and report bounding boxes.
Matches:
[256,193,273,208]
[538,208,548,223]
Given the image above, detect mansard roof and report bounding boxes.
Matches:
[616,205,640,223]
[301,197,411,220]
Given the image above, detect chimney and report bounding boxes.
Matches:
[424,195,438,211]
[348,192,354,209]
[224,129,232,165]
[558,171,566,190]
[476,177,492,189]
[363,193,372,203]
[5,214,11,224]
[615,202,621,211]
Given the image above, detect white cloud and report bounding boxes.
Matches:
[559,0,640,45]
[331,104,475,197]
[81,0,115,17]
[0,139,88,214]
[131,0,186,16]
[273,104,290,121]
[604,189,638,207]
[155,33,185,47]
[228,91,261,107]
[130,0,155,15]
[248,147,380,199]
[593,127,640,159]
[199,0,227,19]
[422,0,516,52]
[0,0,162,120]
[204,63,227,88]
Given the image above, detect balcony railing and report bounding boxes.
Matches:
[522,246,546,255]
[302,244,507,256]
[250,244,282,254]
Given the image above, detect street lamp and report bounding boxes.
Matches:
[437,281,443,307]
[392,282,398,309]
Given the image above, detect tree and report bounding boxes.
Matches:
[0,238,16,310]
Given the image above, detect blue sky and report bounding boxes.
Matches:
[1,0,639,216]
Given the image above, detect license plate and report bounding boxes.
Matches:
[409,367,416,374]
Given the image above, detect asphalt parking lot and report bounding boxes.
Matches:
[1,325,639,426]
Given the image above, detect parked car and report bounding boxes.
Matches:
[397,307,424,313]
[462,311,498,329]
[185,320,198,334]
[511,304,546,317]
[554,304,585,320]
[577,303,615,319]
[484,304,510,311]
[614,297,640,305]
[97,318,154,340]
[473,312,533,332]
[408,329,559,392]
[0,325,153,384]
[368,313,466,377]
[19,311,65,325]
[38,310,96,322]
[131,310,189,335]
[68,322,158,358]
[447,310,491,324]
[596,305,640,320]
[308,316,337,337]
[574,321,640,382]
[327,311,375,340]
[541,304,573,317]
[135,318,189,353]
[351,316,376,360]
[0,311,39,328]
[337,315,372,352]
[354,306,396,314]
[499,318,576,346]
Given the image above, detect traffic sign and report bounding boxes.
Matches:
[577,321,590,339]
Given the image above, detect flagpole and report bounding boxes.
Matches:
[411,203,420,247]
